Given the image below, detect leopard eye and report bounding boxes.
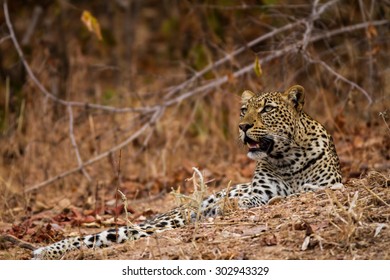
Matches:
[261,105,274,113]
[240,107,247,117]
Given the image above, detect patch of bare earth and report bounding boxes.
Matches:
[33,171,390,260]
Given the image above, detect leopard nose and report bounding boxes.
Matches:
[239,123,254,132]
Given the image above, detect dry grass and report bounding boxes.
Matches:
[75,172,390,260]
[1,171,389,260]
[12,171,388,260]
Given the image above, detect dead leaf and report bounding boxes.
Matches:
[262,234,277,246]
[253,56,262,77]
[81,10,103,41]
[366,24,378,39]
[374,223,387,237]
[268,196,283,205]
[52,198,72,213]
[221,230,241,238]
[301,236,311,251]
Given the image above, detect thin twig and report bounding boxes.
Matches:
[67,105,91,182]
[114,150,122,240]
[310,19,388,41]
[0,234,37,251]
[358,0,375,93]
[117,189,135,240]
[191,167,207,242]
[361,184,390,207]
[25,108,163,192]
[21,5,42,45]
[301,0,322,51]
[379,111,390,134]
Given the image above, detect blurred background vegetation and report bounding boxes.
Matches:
[0,0,389,222]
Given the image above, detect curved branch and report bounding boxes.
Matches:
[303,53,373,104]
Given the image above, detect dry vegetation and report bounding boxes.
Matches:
[0,0,389,260]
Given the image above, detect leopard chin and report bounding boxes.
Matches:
[247,150,268,160]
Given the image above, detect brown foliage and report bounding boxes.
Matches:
[0,0,389,260]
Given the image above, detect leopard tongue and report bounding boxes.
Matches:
[247,142,260,149]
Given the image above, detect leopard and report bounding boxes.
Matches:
[32,84,342,259]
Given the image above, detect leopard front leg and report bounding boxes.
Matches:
[237,165,292,208]
[198,167,291,216]
[197,184,251,217]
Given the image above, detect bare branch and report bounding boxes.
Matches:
[0,35,10,45]
[298,0,366,100]
[310,19,388,41]
[301,0,320,51]
[236,19,390,78]
[164,0,343,99]
[358,0,375,93]
[303,53,373,104]
[164,19,305,99]
[379,111,390,134]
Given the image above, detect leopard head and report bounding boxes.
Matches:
[239,85,305,160]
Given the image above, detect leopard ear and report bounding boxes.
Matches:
[283,85,305,112]
[241,90,255,104]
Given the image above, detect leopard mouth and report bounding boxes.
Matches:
[244,136,274,153]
